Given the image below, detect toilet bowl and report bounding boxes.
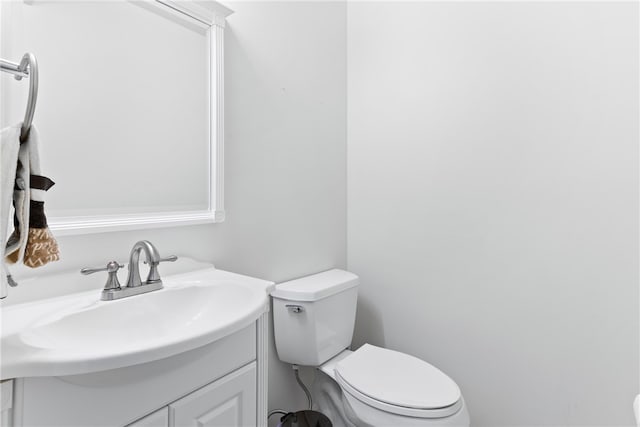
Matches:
[271,269,470,426]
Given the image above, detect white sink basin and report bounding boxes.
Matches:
[1,260,273,379]
[21,283,261,350]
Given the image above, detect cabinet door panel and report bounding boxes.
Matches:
[128,407,169,427]
[170,362,256,427]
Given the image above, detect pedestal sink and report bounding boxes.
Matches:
[1,259,274,379]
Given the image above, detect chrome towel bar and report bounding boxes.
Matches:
[1,52,39,142]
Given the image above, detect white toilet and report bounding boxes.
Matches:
[272,269,470,427]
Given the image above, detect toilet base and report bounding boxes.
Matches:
[312,368,356,427]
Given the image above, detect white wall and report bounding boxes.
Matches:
[4,0,346,420]
[224,2,346,418]
[5,1,637,425]
[347,2,638,426]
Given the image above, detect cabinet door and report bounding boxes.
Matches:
[0,380,12,427]
[128,407,169,427]
[170,362,256,427]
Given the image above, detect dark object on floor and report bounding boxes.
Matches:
[278,410,332,427]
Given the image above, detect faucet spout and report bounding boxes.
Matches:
[126,240,161,287]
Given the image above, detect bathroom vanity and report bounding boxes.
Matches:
[0,260,273,426]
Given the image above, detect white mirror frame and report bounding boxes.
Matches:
[46,0,232,236]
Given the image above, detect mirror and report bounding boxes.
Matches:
[0,0,230,235]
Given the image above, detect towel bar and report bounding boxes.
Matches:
[0,52,39,142]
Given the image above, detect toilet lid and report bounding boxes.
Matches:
[335,344,461,410]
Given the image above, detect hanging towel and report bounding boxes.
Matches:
[4,124,59,271]
[1,124,22,298]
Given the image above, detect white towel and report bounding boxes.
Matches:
[5,125,38,262]
[5,124,59,265]
[634,394,639,427]
[1,123,59,298]
[0,124,22,299]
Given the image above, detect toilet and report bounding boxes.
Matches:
[271,269,470,427]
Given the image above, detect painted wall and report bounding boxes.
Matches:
[4,1,637,425]
[347,2,638,426]
[3,0,346,420]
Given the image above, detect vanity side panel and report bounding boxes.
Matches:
[256,312,268,427]
[19,324,256,427]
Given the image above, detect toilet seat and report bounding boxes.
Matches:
[334,344,463,418]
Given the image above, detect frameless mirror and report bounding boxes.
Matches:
[0,0,230,235]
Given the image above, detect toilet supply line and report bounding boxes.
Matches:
[293,365,313,411]
[267,364,314,421]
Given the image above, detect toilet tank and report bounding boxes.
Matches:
[271,269,359,366]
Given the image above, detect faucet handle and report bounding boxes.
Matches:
[81,261,124,275]
[81,261,124,291]
[145,255,178,284]
[144,255,178,265]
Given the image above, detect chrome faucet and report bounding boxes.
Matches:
[81,241,177,301]
[126,240,161,287]
[125,240,177,288]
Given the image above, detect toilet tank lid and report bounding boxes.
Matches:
[271,269,359,302]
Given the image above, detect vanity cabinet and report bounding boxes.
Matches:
[6,318,268,427]
[128,363,256,427]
